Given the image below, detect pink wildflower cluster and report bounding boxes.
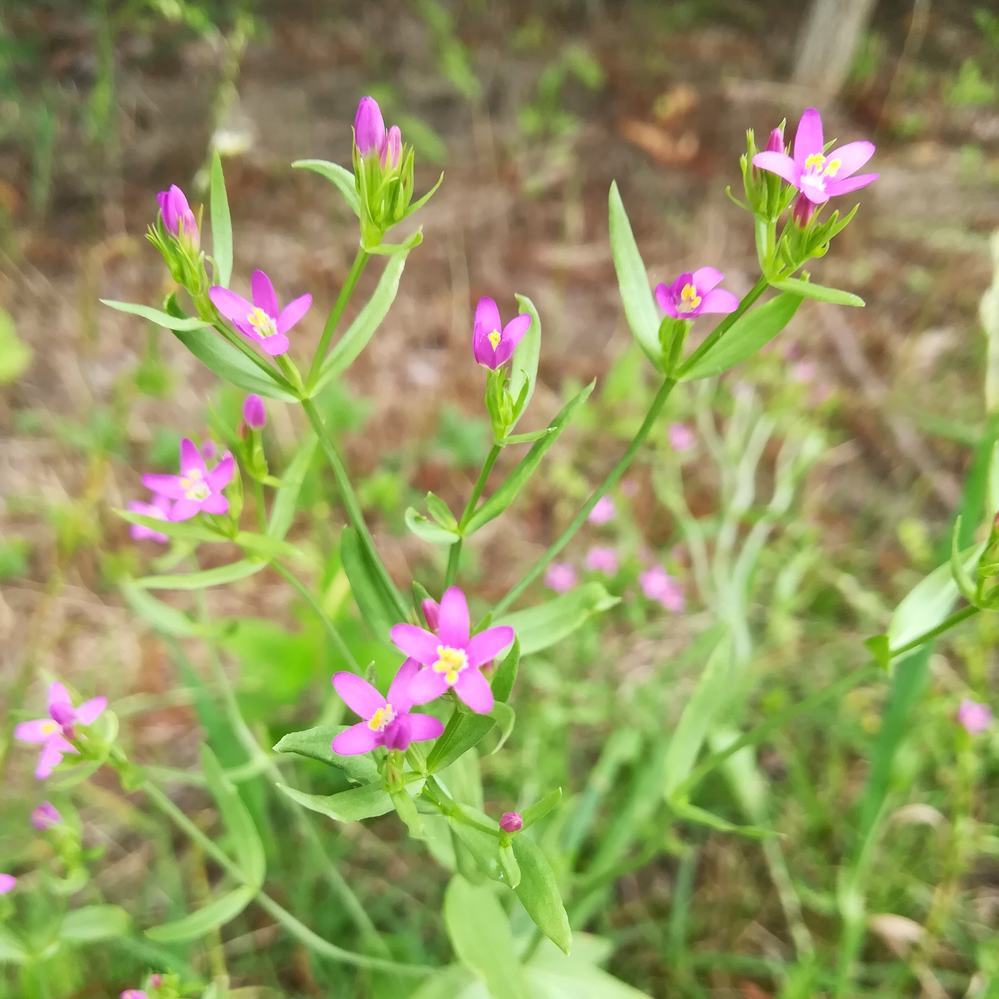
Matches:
[14,682,107,780]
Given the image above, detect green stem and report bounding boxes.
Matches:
[493,377,676,616]
[300,396,408,619]
[888,604,979,659]
[306,247,369,390]
[444,444,502,588]
[252,477,267,532]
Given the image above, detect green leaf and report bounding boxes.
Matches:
[526,936,650,998]
[340,527,396,640]
[210,152,233,287]
[202,747,265,887]
[485,701,516,756]
[101,299,209,331]
[679,292,802,381]
[311,246,413,394]
[0,926,26,964]
[444,876,530,998]
[172,327,299,402]
[496,583,619,655]
[608,182,661,365]
[950,517,980,604]
[491,639,519,702]
[865,633,892,671]
[499,844,522,890]
[0,307,32,383]
[773,277,864,307]
[276,782,393,822]
[120,581,201,638]
[426,491,458,530]
[465,381,595,534]
[522,787,562,829]
[670,799,771,839]
[292,159,360,217]
[510,294,543,424]
[406,506,461,545]
[427,710,495,773]
[273,724,379,783]
[512,835,572,955]
[135,559,267,591]
[501,429,554,445]
[449,809,502,883]
[146,886,255,943]
[59,904,130,942]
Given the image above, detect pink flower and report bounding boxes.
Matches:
[0,874,16,895]
[127,494,172,543]
[588,496,616,525]
[156,185,198,247]
[421,598,440,630]
[655,267,739,320]
[353,97,404,168]
[639,566,685,613]
[499,811,523,833]
[668,423,696,452]
[472,297,532,370]
[390,587,515,714]
[142,439,235,523]
[120,992,148,999]
[585,546,619,574]
[209,269,312,357]
[242,394,266,430]
[331,661,444,755]
[14,682,107,780]
[765,126,785,153]
[545,562,577,594]
[752,107,877,208]
[957,699,992,735]
[31,801,61,830]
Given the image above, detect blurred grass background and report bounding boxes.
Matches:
[1,1,998,996]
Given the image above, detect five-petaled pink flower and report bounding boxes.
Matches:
[31,801,61,830]
[156,185,198,246]
[127,494,172,543]
[588,496,616,525]
[639,566,685,613]
[472,297,532,370]
[545,562,577,593]
[585,546,619,574]
[14,682,107,780]
[655,268,739,320]
[390,587,514,714]
[752,107,877,210]
[0,874,16,895]
[142,439,234,522]
[209,270,312,357]
[354,96,403,169]
[957,699,992,735]
[331,660,443,755]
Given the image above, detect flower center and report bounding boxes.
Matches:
[41,720,60,736]
[432,645,469,686]
[676,282,702,314]
[801,153,842,191]
[247,307,278,339]
[367,703,397,732]
[487,329,502,351]
[179,467,211,502]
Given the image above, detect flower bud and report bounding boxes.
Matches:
[421,598,440,630]
[381,125,402,170]
[499,811,523,833]
[792,193,816,227]
[765,126,784,153]
[354,96,386,157]
[156,185,199,247]
[242,393,266,430]
[31,801,61,830]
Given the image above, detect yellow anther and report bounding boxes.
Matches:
[804,153,826,171]
[367,704,397,732]
[247,307,278,339]
[487,329,502,350]
[822,157,841,177]
[432,645,468,685]
[677,282,702,313]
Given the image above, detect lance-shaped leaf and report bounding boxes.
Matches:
[202,746,265,887]
[145,887,255,943]
[273,725,379,784]
[340,526,396,640]
[267,435,318,540]
[293,159,361,217]
[59,905,130,943]
[512,835,572,955]
[135,559,267,591]
[496,583,619,655]
[405,507,460,545]
[101,299,208,331]
[510,293,543,425]
[276,782,393,823]
[773,277,863,307]
[210,152,233,287]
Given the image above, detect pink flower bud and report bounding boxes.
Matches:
[957,699,992,734]
[381,125,402,169]
[242,393,266,430]
[792,193,815,227]
[354,96,386,157]
[156,185,199,247]
[31,801,61,830]
[765,126,784,153]
[421,598,440,630]
[499,811,523,833]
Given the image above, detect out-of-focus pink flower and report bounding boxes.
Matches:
[142,438,235,523]
[156,185,198,247]
[588,496,616,525]
[0,874,16,895]
[390,587,515,714]
[585,546,619,574]
[209,269,312,357]
[639,566,685,613]
[499,811,523,833]
[14,682,107,780]
[668,423,696,452]
[242,394,266,430]
[957,700,992,734]
[331,660,444,755]
[120,991,148,999]
[127,494,172,544]
[753,107,878,207]
[545,562,578,593]
[472,297,531,370]
[31,801,61,830]
[655,267,739,320]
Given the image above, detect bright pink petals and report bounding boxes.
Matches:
[31,801,62,830]
[656,268,739,320]
[957,699,992,734]
[585,546,619,574]
[0,874,16,895]
[354,96,387,156]
[15,681,106,781]
[499,811,523,833]
[472,297,532,370]
[209,269,311,357]
[640,566,685,613]
[141,438,235,523]
[545,562,577,593]
[588,496,616,525]
[156,185,198,246]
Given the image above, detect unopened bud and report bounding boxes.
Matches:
[765,126,784,153]
[499,811,523,833]
[242,394,266,430]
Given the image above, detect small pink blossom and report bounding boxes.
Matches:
[639,566,685,613]
[472,297,531,370]
[668,423,696,452]
[31,801,61,830]
[545,562,578,594]
[957,700,992,735]
[142,438,234,522]
[14,682,107,780]
[120,992,148,999]
[242,394,266,430]
[588,496,616,525]
[209,269,312,357]
[127,494,172,544]
[499,811,523,833]
[156,185,198,247]
[655,267,739,320]
[0,874,16,895]
[765,126,785,154]
[585,546,619,574]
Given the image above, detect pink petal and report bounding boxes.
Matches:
[179,438,205,475]
[75,697,107,725]
[277,294,312,334]
[36,736,74,780]
[169,498,201,522]
[465,625,515,669]
[259,332,290,356]
[654,283,678,317]
[502,314,532,350]
[492,339,516,367]
[387,659,419,713]
[14,719,56,744]
[826,140,875,180]
[455,669,494,713]
[251,269,279,317]
[751,151,800,186]
[800,184,830,206]
[698,289,740,315]
[207,454,235,491]
[408,668,449,705]
[691,266,724,293]
[200,494,229,515]
[332,721,380,755]
[48,682,72,714]
[332,671,386,719]
[474,297,502,336]
[390,624,440,666]
[406,713,445,743]
[472,329,499,368]
[209,287,254,328]
[437,587,470,647]
[825,172,879,197]
[141,474,187,500]
[793,107,824,168]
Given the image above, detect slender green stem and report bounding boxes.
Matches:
[493,377,676,616]
[300,396,408,619]
[252,477,267,531]
[444,444,502,588]
[213,323,296,393]
[888,604,979,658]
[306,247,369,390]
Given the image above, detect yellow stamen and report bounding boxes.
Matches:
[677,282,702,314]
[432,645,468,686]
[367,704,397,732]
[804,153,826,171]
[487,329,502,350]
[247,306,278,339]
[822,157,841,177]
